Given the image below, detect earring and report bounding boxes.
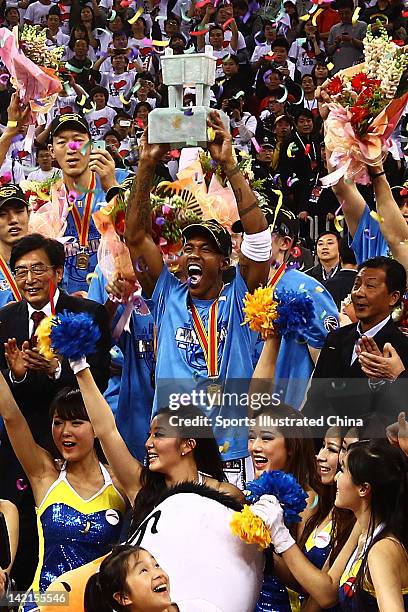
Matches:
[181,452,185,456]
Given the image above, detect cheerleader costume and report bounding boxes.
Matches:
[21,462,126,611]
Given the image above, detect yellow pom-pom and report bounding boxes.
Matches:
[242,286,278,340]
[35,316,56,360]
[230,505,272,550]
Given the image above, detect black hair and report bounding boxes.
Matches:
[357,256,407,302]
[128,405,226,537]
[130,14,147,34]
[47,6,61,18]
[113,30,128,40]
[90,86,109,104]
[224,53,239,65]
[114,111,132,122]
[5,6,19,17]
[295,107,314,121]
[301,72,315,83]
[170,33,185,44]
[36,143,51,153]
[80,5,96,31]
[10,233,65,271]
[339,237,357,265]
[84,545,146,612]
[336,0,354,10]
[317,230,340,243]
[104,129,121,142]
[49,388,106,463]
[68,24,90,51]
[345,440,408,600]
[134,101,152,115]
[271,37,290,52]
[209,24,224,35]
[263,20,277,31]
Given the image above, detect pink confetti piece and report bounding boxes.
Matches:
[251,137,261,153]
[68,141,81,151]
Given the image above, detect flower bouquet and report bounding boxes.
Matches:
[0,25,64,115]
[321,24,408,186]
[26,178,73,239]
[21,174,62,211]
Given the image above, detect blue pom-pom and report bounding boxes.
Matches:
[244,470,307,525]
[50,310,101,360]
[275,289,315,339]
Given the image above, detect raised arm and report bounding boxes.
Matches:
[318,88,366,237]
[124,134,167,297]
[207,112,270,291]
[0,94,30,170]
[74,365,142,505]
[371,163,408,269]
[0,371,53,483]
[0,500,19,573]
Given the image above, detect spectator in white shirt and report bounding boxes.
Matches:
[24,0,51,25]
[227,93,257,153]
[87,86,117,141]
[45,7,70,49]
[26,146,62,183]
[250,21,278,72]
[4,7,20,29]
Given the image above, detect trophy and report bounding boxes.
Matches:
[148,45,229,148]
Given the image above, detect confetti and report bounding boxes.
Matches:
[222,17,234,29]
[363,228,376,240]
[86,272,98,284]
[311,7,324,25]
[128,7,144,24]
[190,28,209,36]
[67,190,78,204]
[304,143,311,155]
[180,7,192,22]
[184,107,194,116]
[352,6,360,23]
[327,62,334,71]
[68,141,81,151]
[0,73,9,84]
[219,441,230,454]
[108,9,117,21]
[80,141,91,155]
[196,0,211,6]
[184,46,196,53]
[334,215,344,233]
[287,142,298,158]
[320,310,327,319]
[276,85,288,103]
[155,216,166,226]
[78,94,87,106]
[369,210,384,223]
[251,136,261,153]
[207,127,215,142]
[315,286,324,292]
[119,93,131,106]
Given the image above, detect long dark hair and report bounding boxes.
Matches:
[84,545,144,612]
[298,429,355,557]
[68,24,90,51]
[346,440,408,598]
[128,406,226,537]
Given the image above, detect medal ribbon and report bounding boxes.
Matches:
[268,262,286,289]
[190,295,221,378]
[71,173,96,247]
[0,255,21,301]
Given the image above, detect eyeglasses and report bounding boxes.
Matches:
[13,264,55,279]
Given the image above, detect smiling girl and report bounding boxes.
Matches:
[0,375,126,612]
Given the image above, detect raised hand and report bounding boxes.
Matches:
[4,339,27,381]
[206,111,234,169]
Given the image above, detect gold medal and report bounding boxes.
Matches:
[207,382,222,407]
[76,249,90,270]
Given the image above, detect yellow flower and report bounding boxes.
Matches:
[230,505,272,550]
[35,316,56,360]
[242,286,278,340]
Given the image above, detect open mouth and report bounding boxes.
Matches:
[62,441,76,449]
[319,465,332,474]
[153,583,168,593]
[252,455,268,470]
[25,288,41,296]
[148,453,159,463]
[9,227,21,235]
[187,263,203,287]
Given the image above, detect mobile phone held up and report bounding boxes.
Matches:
[92,141,106,151]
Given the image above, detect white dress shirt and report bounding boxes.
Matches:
[351,315,391,365]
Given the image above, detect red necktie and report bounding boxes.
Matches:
[30,311,46,347]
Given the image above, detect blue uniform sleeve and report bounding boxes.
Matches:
[151,266,181,327]
[350,204,389,265]
[300,278,339,349]
[87,264,108,304]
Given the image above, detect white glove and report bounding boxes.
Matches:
[251,495,296,554]
[69,356,90,375]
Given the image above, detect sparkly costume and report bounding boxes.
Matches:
[338,543,408,611]
[22,463,125,612]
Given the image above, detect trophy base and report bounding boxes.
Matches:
[148,107,229,148]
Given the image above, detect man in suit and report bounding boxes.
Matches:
[306,231,340,284]
[0,232,110,589]
[303,256,408,438]
[325,239,357,308]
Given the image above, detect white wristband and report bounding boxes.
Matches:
[69,357,90,375]
[240,228,272,262]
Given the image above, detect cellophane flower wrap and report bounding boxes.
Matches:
[322,23,408,187]
[0,25,63,114]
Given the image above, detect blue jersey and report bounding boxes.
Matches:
[88,266,154,460]
[87,265,123,416]
[274,269,339,409]
[63,169,128,294]
[151,265,256,460]
[0,268,17,307]
[350,204,389,265]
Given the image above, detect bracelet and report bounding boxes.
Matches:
[370,171,385,180]
[224,164,240,178]
[6,120,18,128]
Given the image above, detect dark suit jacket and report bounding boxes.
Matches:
[0,291,111,504]
[302,318,408,437]
[325,269,357,309]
